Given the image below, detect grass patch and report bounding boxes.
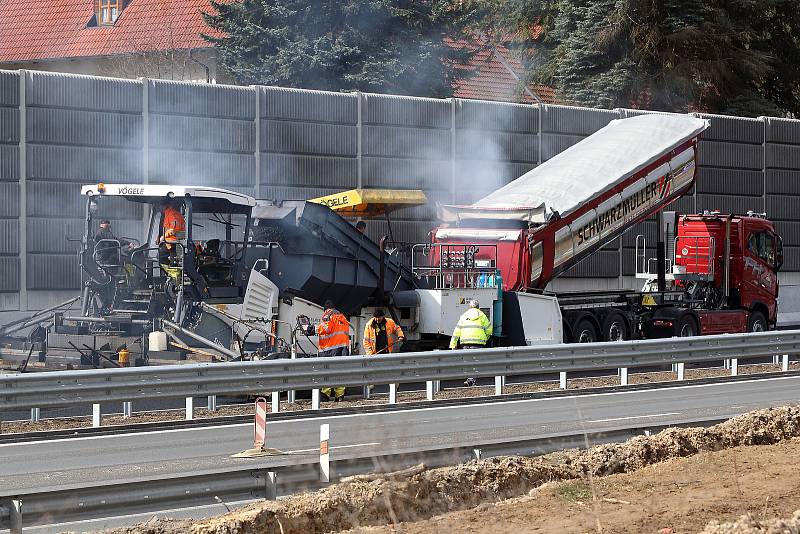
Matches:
[556,481,593,502]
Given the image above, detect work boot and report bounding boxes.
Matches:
[334,395,344,402]
[464,377,476,387]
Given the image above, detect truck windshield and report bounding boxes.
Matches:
[748,232,777,268]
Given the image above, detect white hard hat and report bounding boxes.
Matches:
[469,299,479,308]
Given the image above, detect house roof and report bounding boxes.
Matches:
[0,0,220,63]
[451,41,557,104]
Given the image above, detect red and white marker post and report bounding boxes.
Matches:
[320,423,330,483]
[254,396,268,450]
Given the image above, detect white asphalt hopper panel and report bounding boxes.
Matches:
[439,114,708,223]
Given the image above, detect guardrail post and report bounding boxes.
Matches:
[207,395,217,412]
[271,391,280,413]
[29,408,39,422]
[494,376,505,395]
[320,423,330,483]
[265,471,277,501]
[389,383,397,404]
[312,389,320,410]
[731,358,738,376]
[10,497,22,534]
[620,367,628,386]
[724,358,731,369]
[773,355,780,365]
[362,385,371,400]
[677,362,685,381]
[426,381,435,401]
[473,448,482,460]
[123,401,133,418]
[185,397,194,420]
[92,403,101,428]
[783,354,790,372]
[559,372,567,389]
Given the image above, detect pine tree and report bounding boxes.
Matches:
[202,0,477,97]
[486,0,800,116]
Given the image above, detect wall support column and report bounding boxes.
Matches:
[18,71,27,311]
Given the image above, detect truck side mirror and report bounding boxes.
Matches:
[775,254,784,272]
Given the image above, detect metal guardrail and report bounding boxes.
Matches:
[2,330,799,411]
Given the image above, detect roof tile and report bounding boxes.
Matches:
[0,0,220,63]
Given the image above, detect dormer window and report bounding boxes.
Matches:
[98,0,120,25]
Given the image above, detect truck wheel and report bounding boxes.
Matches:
[677,315,698,337]
[602,314,627,342]
[747,311,767,333]
[572,319,598,343]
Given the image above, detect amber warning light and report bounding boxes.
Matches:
[97,182,106,193]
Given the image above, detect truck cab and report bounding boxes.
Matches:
[673,212,782,331]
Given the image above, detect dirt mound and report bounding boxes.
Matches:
[177,405,800,534]
[701,511,800,533]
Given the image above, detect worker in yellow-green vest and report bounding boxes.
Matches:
[450,299,492,386]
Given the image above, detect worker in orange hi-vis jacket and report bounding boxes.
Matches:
[316,300,351,401]
[363,309,404,356]
[161,201,186,240]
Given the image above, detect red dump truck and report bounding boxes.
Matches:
[433,114,783,342]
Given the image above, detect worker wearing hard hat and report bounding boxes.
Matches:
[363,309,405,355]
[450,300,492,386]
[317,300,350,401]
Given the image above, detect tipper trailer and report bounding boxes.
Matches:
[433,114,783,342]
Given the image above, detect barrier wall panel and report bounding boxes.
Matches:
[0,145,18,182]
[455,99,538,133]
[0,183,20,217]
[0,257,19,291]
[453,160,535,200]
[765,169,800,194]
[26,218,83,254]
[148,150,255,187]
[0,70,20,107]
[261,154,357,188]
[362,157,449,190]
[622,219,657,247]
[26,254,80,290]
[541,105,618,135]
[0,219,18,254]
[766,144,800,169]
[697,140,762,169]
[694,114,763,144]
[148,80,254,119]
[363,125,450,159]
[259,185,345,203]
[696,167,763,196]
[765,118,800,144]
[0,107,19,143]
[772,221,800,247]
[541,133,585,161]
[561,249,620,278]
[262,120,357,156]
[27,145,142,183]
[455,130,538,162]
[780,246,800,271]
[766,196,800,220]
[27,108,142,148]
[149,115,254,153]
[260,86,357,123]
[26,183,141,222]
[26,72,141,113]
[696,194,762,214]
[363,94,450,129]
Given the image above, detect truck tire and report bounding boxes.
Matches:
[602,313,628,342]
[572,319,598,343]
[747,311,767,333]
[677,315,698,337]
